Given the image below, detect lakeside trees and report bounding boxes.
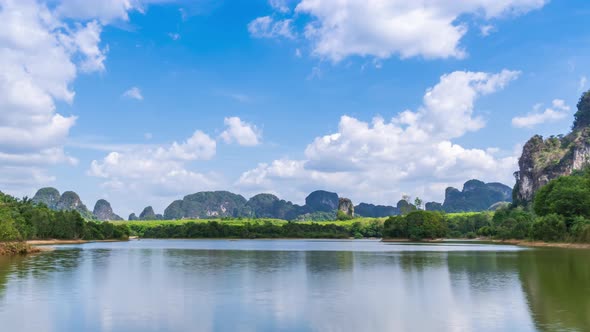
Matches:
[0,192,129,242]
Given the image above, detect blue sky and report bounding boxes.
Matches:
[2,0,590,217]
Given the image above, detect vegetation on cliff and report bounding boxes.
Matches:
[514,89,590,205]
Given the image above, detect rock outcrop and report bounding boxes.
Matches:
[163,191,250,219]
[129,213,139,221]
[93,199,123,221]
[337,198,354,218]
[56,191,93,218]
[425,202,443,211]
[442,180,512,213]
[305,190,339,212]
[139,206,157,220]
[32,187,61,209]
[246,194,302,220]
[354,203,399,217]
[514,90,590,204]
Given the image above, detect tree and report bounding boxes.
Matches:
[534,175,590,221]
[414,197,423,210]
[573,90,590,130]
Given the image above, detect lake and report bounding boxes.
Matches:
[0,239,588,332]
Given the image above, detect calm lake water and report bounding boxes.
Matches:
[0,239,589,332]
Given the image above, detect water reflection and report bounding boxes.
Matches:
[518,249,590,332]
[0,240,587,331]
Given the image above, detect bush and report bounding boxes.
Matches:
[531,214,567,242]
[336,210,353,221]
[571,216,590,243]
[383,211,446,241]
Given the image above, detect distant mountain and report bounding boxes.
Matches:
[163,191,250,219]
[304,190,339,212]
[32,187,61,210]
[93,199,123,221]
[245,194,302,220]
[56,191,94,219]
[442,180,512,212]
[31,188,123,220]
[139,206,160,220]
[354,203,399,218]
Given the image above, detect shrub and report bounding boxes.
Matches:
[531,214,567,242]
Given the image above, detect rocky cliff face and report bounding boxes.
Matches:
[93,199,123,221]
[32,187,61,209]
[337,198,354,218]
[515,91,590,204]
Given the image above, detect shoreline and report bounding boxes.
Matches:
[382,238,590,249]
[491,239,590,249]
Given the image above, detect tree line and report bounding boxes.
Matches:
[383,169,590,242]
[0,192,129,242]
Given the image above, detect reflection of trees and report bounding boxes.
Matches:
[519,249,590,331]
[446,252,519,290]
[0,249,83,299]
[304,251,353,275]
[163,249,303,274]
[397,252,446,273]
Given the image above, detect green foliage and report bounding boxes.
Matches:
[336,210,353,221]
[0,191,129,243]
[531,214,567,242]
[117,217,385,239]
[534,175,590,220]
[573,90,590,130]
[383,211,446,241]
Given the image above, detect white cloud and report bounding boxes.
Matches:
[122,86,144,100]
[220,117,262,146]
[512,99,570,128]
[254,0,547,61]
[248,16,295,39]
[88,130,218,198]
[168,32,180,41]
[269,0,290,13]
[55,0,177,23]
[579,76,587,92]
[0,0,115,193]
[480,24,495,36]
[238,70,520,204]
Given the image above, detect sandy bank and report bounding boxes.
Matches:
[492,239,590,249]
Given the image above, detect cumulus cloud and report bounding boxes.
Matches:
[238,70,520,204]
[579,76,588,92]
[122,86,144,100]
[0,0,120,193]
[269,0,290,13]
[89,131,218,196]
[512,99,570,128]
[220,117,262,146]
[251,0,547,61]
[55,0,176,23]
[248,16,295,39]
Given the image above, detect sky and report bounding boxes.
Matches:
[2,0,590,217]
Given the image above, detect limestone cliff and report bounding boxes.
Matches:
[514,90,590,204]
[93,199,123,221]
[337,198,354,218]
